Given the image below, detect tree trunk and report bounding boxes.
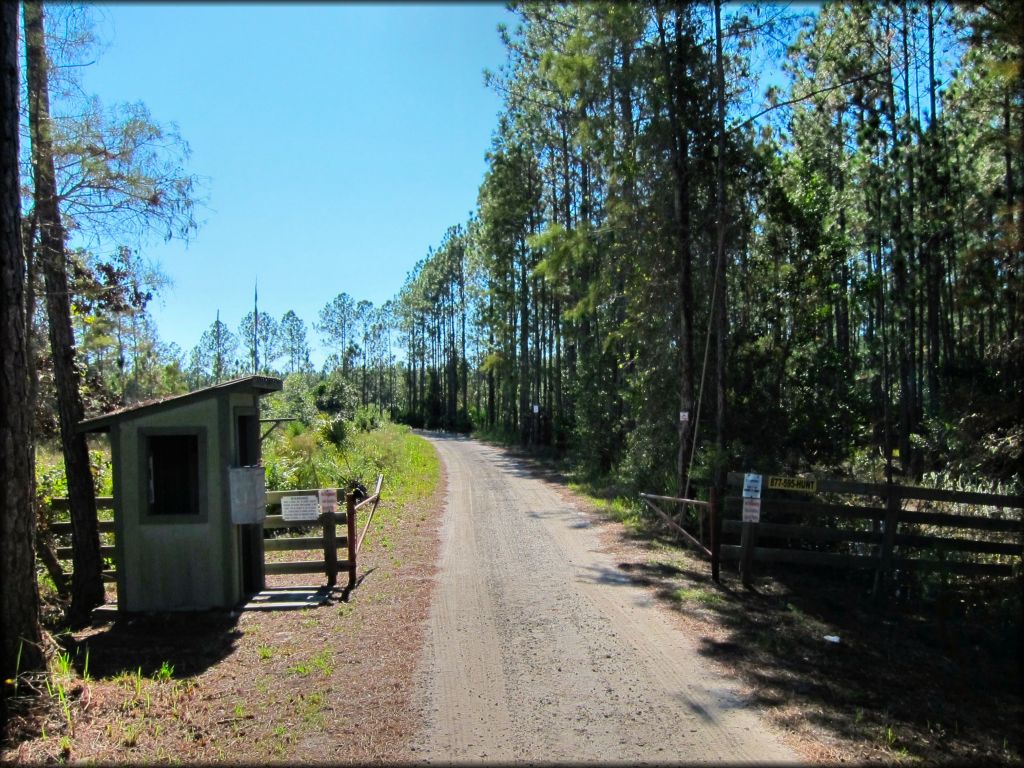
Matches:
[25,213,68,600]
[924,0,943,413]
[1003,90,1017,346]
[518,246,530,445]
[1,0,44,704]
[24,0,105,625]
[883,30,912,474]
[458,246,468,425]
[486,295,495,427]
[656,8,696,495]
[533,274,543,446]
[712,0,729,492]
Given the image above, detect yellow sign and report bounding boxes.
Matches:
[767,476,817,493]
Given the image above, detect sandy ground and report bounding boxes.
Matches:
[405,435,801,764]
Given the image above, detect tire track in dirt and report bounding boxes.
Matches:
[407,435,800,764]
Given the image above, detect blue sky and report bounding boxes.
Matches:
[76,2,514,365]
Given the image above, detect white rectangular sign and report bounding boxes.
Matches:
[742,473,763,499]
[280,494,320,522]
[679,411,689,422]
[228,466,267,524]
[533,404,540,414]
[318,488,337,516]
[742,498,762,523]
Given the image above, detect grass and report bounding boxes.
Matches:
[27,645,186,758]
[120,721,142,748]
[154,661,174,682]
[287,648,334,678]
[345,423,440,511]
[309,649,333,675]
[295,691,326,726]
[37,649,86,742]
[572,489,646,529]
[674,586,725,608]
[563,470,658,534]
[285,660,313,677]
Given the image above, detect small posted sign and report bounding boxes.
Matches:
[532,404,540,414]
[281,494,320,522]
[319,488,338,516]
[767,475,817,493]
[742,473,763,499]
[679,411,689,423]
[742,497,762,523]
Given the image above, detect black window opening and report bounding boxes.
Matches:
[147,435,200,516]
[237,413,259,466]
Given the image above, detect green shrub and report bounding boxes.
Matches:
[319,414,348,448]
[313,369,356,417]
[263,422,345,491]
[353,405,384,433]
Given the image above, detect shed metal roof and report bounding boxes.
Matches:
[77,375,283,433]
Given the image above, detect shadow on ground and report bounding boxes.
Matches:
[66,610,244,680]
[627,548,1022,764]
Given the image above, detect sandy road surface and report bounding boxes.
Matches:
[407,435,801,764]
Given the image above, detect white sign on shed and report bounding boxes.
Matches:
[281,494,320,522]
[228,466,267,524]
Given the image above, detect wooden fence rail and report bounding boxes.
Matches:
[51,512,116,583]
[355,474,384,555]
[638,491,721,581]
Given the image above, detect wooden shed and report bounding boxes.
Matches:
[78,375,283,612]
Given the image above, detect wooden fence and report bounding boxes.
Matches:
[721,472,1023,592]
[50,474,384,594]
[641,474,1023,595]
[263,475,383,588]
[51,497,117,583]
[639,491,720,581]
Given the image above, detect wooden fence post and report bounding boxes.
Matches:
[346,491,357,591]
[710,485,721,583]
[873,485,901,601]
[323,493,338,588]
[739,520,758,588]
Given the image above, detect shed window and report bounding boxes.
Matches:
[147,435,200,516]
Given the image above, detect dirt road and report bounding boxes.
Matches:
[407,435,801,763]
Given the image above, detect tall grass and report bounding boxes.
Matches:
[262,416,439,511]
